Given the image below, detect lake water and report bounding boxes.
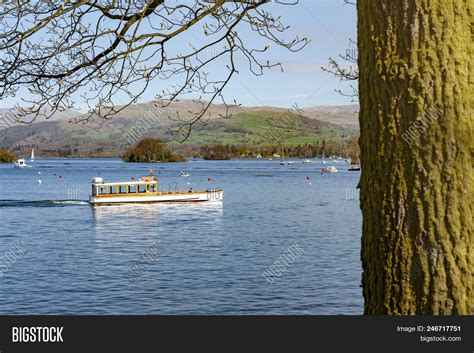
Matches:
[0,158,362,314]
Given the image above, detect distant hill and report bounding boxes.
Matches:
[0,100,359,158]
[302,105,359,130]
[0,107,80,124]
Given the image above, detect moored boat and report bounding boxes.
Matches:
[13,158,28,168]
[321,166,338,174]
[89,177,223,205]
[348,165,361,171]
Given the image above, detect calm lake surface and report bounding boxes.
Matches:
[0,158,362,314]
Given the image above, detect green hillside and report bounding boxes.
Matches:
[0,102,357,158]
[170,111,347,147]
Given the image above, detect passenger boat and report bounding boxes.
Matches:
[13,158,28,168]
[89,177,223,205]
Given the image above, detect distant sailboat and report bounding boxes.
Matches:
[279,147,286,165]
[30,148,35,162]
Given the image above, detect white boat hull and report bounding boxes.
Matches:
[89,190,223,205]
[13,159,28,168]
[321,166,338,173]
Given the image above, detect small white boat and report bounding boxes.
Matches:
[280,160,287,165]
[348,165,361,171]
[30,148,35,162]
[287,161,294,165]
[14,158,28,168]
[180,171,191,177]
[302,159,312,164]
[321,166,338,174]
[89,177,223,205]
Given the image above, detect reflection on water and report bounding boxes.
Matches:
[92,202,224,248]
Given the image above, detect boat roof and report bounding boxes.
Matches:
[93,180,158,186]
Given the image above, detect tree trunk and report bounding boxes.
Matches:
[358,0,473,314]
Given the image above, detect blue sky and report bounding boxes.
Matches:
[0,0,357,110]
[151,0,358,109]
[219,0,358,108]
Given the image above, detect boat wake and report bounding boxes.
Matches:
[0,200,90,208]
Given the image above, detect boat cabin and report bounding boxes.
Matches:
[91,177,159,198]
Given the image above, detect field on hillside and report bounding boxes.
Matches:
[1,103,357,158]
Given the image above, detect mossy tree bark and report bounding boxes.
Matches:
[358,0,473,314]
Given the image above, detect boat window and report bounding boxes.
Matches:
[119,185,127,194]
[138,184,147,193]
[92,186,97,196]
[148,184,157,193]
[128,185,137,193]
[109,186,117,194]
[98,186,107,195]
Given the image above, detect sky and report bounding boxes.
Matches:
[148,0,359,109]
[0,0,358,111]
[218,0,358,108]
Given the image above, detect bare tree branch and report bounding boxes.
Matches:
[0,0,308,135]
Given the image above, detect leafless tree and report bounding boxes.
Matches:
[322,0,358,100]
[0,0,308,139]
